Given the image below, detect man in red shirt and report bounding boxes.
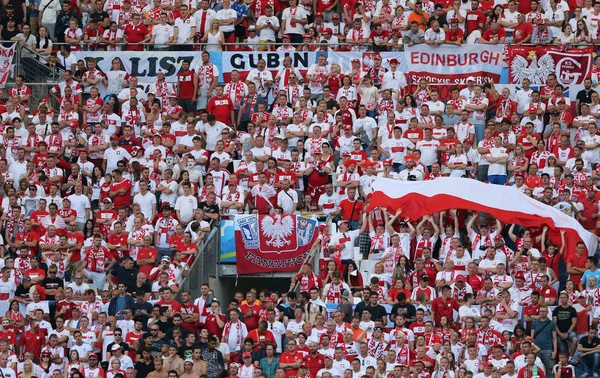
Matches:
[107,222,128,261]
[207,85,234,126]
[304,341,325,376]
[19,320,46,361]
[109,169,132,209]
[465,0,485,35]
[280,339,303,377]
[0,319,16,347]
[15,219,39,257]
[513,13,533,44]
[431,285,460,327]
[204,300,227,339]
[240,291,260,331]
[123,13,150,51]
[56,287,78,320]
[177,60,198,116]
[523,291,541,330]
[567,242,588,288]
[445,19,464,44]
[157,286,182,314]
[337,188,365,230]
[248,320,277,354]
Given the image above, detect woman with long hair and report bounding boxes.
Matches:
[106,357,126,378]
[202,19,224,51]
[507,144,528,183]
[554,23,577,44]
[375,358,387,378]
[436,316,453,343]
[321,260,340,286]
[19,359,36,378]
[65,350,84,378]
[510,323,536,356]
[336,75,358,107]
[575,20,591,43]
[446,142,467,178]
[344,261,364,293]
[5,300,24,334]
[90,166,105,210]
[560,279,579,305]
[82,219,96,240]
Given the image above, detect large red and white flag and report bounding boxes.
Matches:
[368,178,596,257]
[0,44,15,87]
[234,214,319,274]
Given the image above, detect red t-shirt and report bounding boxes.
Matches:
[124,23,148,50]
[19,328,46,361]
[523,304,540,326]
[15,230,39,257]
[156,299,182,314]
[431,297,459,326]
[107,233,129,260]
[205,313,227,339]
[280,352,304,377]
[566,253,587,286]
[339,199,365,222]
[66,232,84,262]
[513,22,534,43]
[178,70,196,99]
[137,247,158,277]
[239,303,260,331]
[482,26,506,42]
[465,10,485,34]
[304,352,325,377]
[112,178,132,209]
[207,96,234,126]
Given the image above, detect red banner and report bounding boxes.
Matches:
[507,46,593,85]
[234,214,318,274]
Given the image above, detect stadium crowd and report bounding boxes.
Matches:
[2,1,600,378]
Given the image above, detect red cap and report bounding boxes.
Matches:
[243,352,252,358]
[388,58,399,65]
[404,154,417,162]
[343,124,352,131]
[228,179,237,185]
[373,54,382,60]
[514,271,525,280]
[494,234,504,240]
[324,28,333,34]
[169,93,178,98]
[304,33,312,38]
[315,12,324,17]
[313,148,323,154]
[264,297,275,303]
[463,138,472,145]
[332,13,340,18]
[456,275,466,282]
[71,120,79,128]
[344,159,357,168]
[383,159,392,165]
[342,151,351,157]
[79,148,88,154]
[482,362,493,367]
[351,58,360,64]
[282,34,291,39]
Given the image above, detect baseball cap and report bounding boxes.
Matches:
[456,275,465,282]
[243,352,252,358]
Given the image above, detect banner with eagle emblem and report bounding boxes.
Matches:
[234,214,318,274]
[507,46,592,85]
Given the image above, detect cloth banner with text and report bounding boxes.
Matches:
[0,44,15,87]
[75,50,223,83]
[328,45,503,85]
[234,214,318,274]
[221,51,318,82]
[507,46,593,86]
[368,178,597,259]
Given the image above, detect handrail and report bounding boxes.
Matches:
[288,213,331,293]
[32,40,600,50]
[176,226,219,300]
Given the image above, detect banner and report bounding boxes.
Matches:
[328,51,409,77]
[234,214,318,274]
[221,51,318,82]
[75,50,223,83]
[507,46,593,86]
[368,178,597,258]
[404,45,503,84]
[0,44,15,87]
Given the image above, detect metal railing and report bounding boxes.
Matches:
[177,226,220,299]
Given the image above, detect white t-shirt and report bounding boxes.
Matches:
[282,6,308,35]
[133,192,157,220]
[175,194,198,223]
[216,8,237,32]
[152,23,175,46]
[277,189,298,214]
[67,193,91,223]
[256,15,280,41]
[487,147,508,176]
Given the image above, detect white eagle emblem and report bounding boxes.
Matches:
[261,215,295,248]
[511,50,555,85]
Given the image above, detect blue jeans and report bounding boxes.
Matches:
[157,247,173,261]
[582,352,600,374]
[488,175,507,185]
[557,331,578,353]
[473,122,485,144]
[392,163,405,173]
